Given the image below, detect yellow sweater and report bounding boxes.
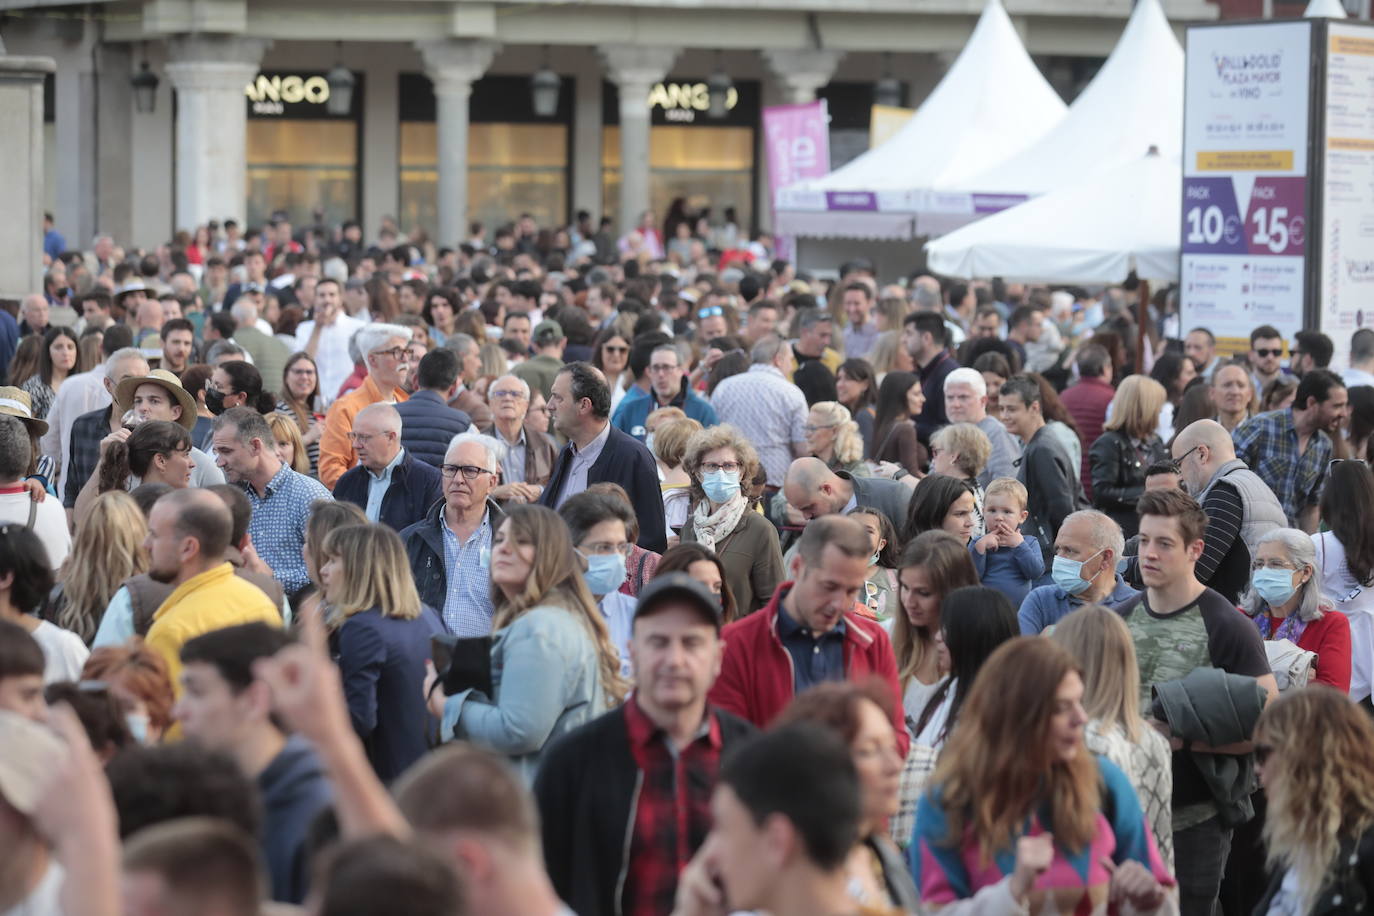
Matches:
[145,563,283,690]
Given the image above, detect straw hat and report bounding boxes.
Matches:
[114,369,199,431]
[0,386,49,437]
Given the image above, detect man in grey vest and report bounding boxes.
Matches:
[1122,419,1285,604]
[782,457,914,535]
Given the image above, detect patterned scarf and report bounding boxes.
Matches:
[690,493,748,553]
[1256,612,1309,644]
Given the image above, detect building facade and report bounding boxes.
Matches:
[0,0,1229,250]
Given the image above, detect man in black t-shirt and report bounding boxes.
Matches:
[1120,488,1275,916]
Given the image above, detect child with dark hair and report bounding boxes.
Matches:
[0,524,87,682]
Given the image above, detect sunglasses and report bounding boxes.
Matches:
[697,306,724,319]
[1254,348,1283,358]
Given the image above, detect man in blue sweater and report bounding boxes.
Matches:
[1017,510,1137,635]
[176,623,332,905]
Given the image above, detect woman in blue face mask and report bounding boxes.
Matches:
[680,424,785,616]
[558,491,641,677]
[1242,528,1352,693]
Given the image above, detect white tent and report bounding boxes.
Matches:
[924,148,1181,282]
[774,0,1066,240]
[945,0,1183,200]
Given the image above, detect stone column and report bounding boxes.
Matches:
[418,39,498,247]
[599,45,678,237]
[164,36,269,233]
[0,54,55,299]
[762,48,845,104]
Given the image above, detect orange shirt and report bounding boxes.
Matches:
[317,374,409,488]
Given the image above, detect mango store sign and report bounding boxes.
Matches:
[647,82,738,122]
[245,74,331,116]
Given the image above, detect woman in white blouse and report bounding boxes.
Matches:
[1311,459,1374,703]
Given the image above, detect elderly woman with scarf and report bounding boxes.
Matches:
[680,424,784,617]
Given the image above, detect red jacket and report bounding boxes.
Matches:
[1059,376,1115,500]
[1261,609,1352,694]
[707,582,909,756]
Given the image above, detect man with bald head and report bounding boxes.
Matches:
[783,456,913,534]
[332,402,442,531]
[142,488,282,689]
[1018,510,1138,634]
[1121,419,1285,603]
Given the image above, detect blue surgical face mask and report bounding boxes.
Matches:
[126,713,150,745]
[701,469,741,504]
[1052,549,1103,596]
[583,551,628,596]
[1253,568,1298,608]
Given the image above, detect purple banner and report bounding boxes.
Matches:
[763,100,830,262]
[971,193,1028,214]
[1181,177,1247,255]
[825,191,878,212]
[1245,176,1306,257]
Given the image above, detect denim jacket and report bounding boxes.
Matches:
[442,603,609,785]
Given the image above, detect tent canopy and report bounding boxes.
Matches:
[946,0,1183,199]
[924,148,1181,283]
[774,0,1065,239]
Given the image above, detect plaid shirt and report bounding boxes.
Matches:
[1232,407,1331,527]
[241,463,332,596]
[623,697,723,916]
[64,405,115,508]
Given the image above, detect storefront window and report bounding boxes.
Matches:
[602,125,754,233]
[245,71,361,229]
[399,122,567,239]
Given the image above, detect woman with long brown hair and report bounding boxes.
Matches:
[891,531,979,727]
[1252,687,1374,914]
[275,352,323,476]
[428,505,625,784]
[912,637,1175,913]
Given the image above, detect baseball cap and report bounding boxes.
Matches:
[634,573,723,631]
[533,319,565,346]
[0,711,65,815]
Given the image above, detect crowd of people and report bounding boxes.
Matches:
[2,206,1374,916]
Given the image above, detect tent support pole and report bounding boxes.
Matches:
[1136,279,1150,373]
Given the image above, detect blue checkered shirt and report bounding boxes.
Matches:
[1231,407,1331,527]
[242,463,332,596]
[441,509,495,637]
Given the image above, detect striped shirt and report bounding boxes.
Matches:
[709,365,808,487]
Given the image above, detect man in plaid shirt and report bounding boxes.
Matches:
[534,574,756,916]
[63,348,149,514]
[1232,368,1348,533]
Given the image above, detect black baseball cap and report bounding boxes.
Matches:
[634,573,723,631]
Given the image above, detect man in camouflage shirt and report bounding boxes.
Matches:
[1120,488,1275,916]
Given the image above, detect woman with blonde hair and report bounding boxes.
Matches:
[892,531,979,725]
[804,401,866,476]
[651,415,702,534]
[319,523,444,781]
[1050,604,1174,872]
[429,505,625,784]
[1252,687,1374,914]
[912,637,1175,912]
[1091,375,1169,538]
[46,490,148,643]
[868,330,914,382]
[266,411,311,475]
[681,424,784,615]
[930,422,993,536]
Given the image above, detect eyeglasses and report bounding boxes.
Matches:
[1169,445,1201,474]
[374,346,410,360]
[697,306,724,319]
[603,345,629,354]
[649,363,680,374]
[1251,559,1297,571]
[701,461,741,474]
[441,464,494,480]
[489,388,528,400]
[580,542,634,558]
[1254,348,1283,358]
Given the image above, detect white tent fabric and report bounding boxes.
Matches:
[774,0,1066,240]
[924,149,1181,283]
[946,0,1183,199]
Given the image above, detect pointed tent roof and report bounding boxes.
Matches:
[949,0,1183,197]
[802,0,1067,193]
[925,148,1182,282]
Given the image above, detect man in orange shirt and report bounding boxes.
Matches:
[317,323,413,488]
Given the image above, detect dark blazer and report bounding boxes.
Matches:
[400,497,505,615]
[333,604,445,783]
[839,470,914,536]
[534,704,756,916]
[539,422,667,552]
[395,389,472,468]
[1253,824,1374,915]
[332,449,443,532]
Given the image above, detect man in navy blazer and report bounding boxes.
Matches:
[332,403,442,532]
[540,362,667,552]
